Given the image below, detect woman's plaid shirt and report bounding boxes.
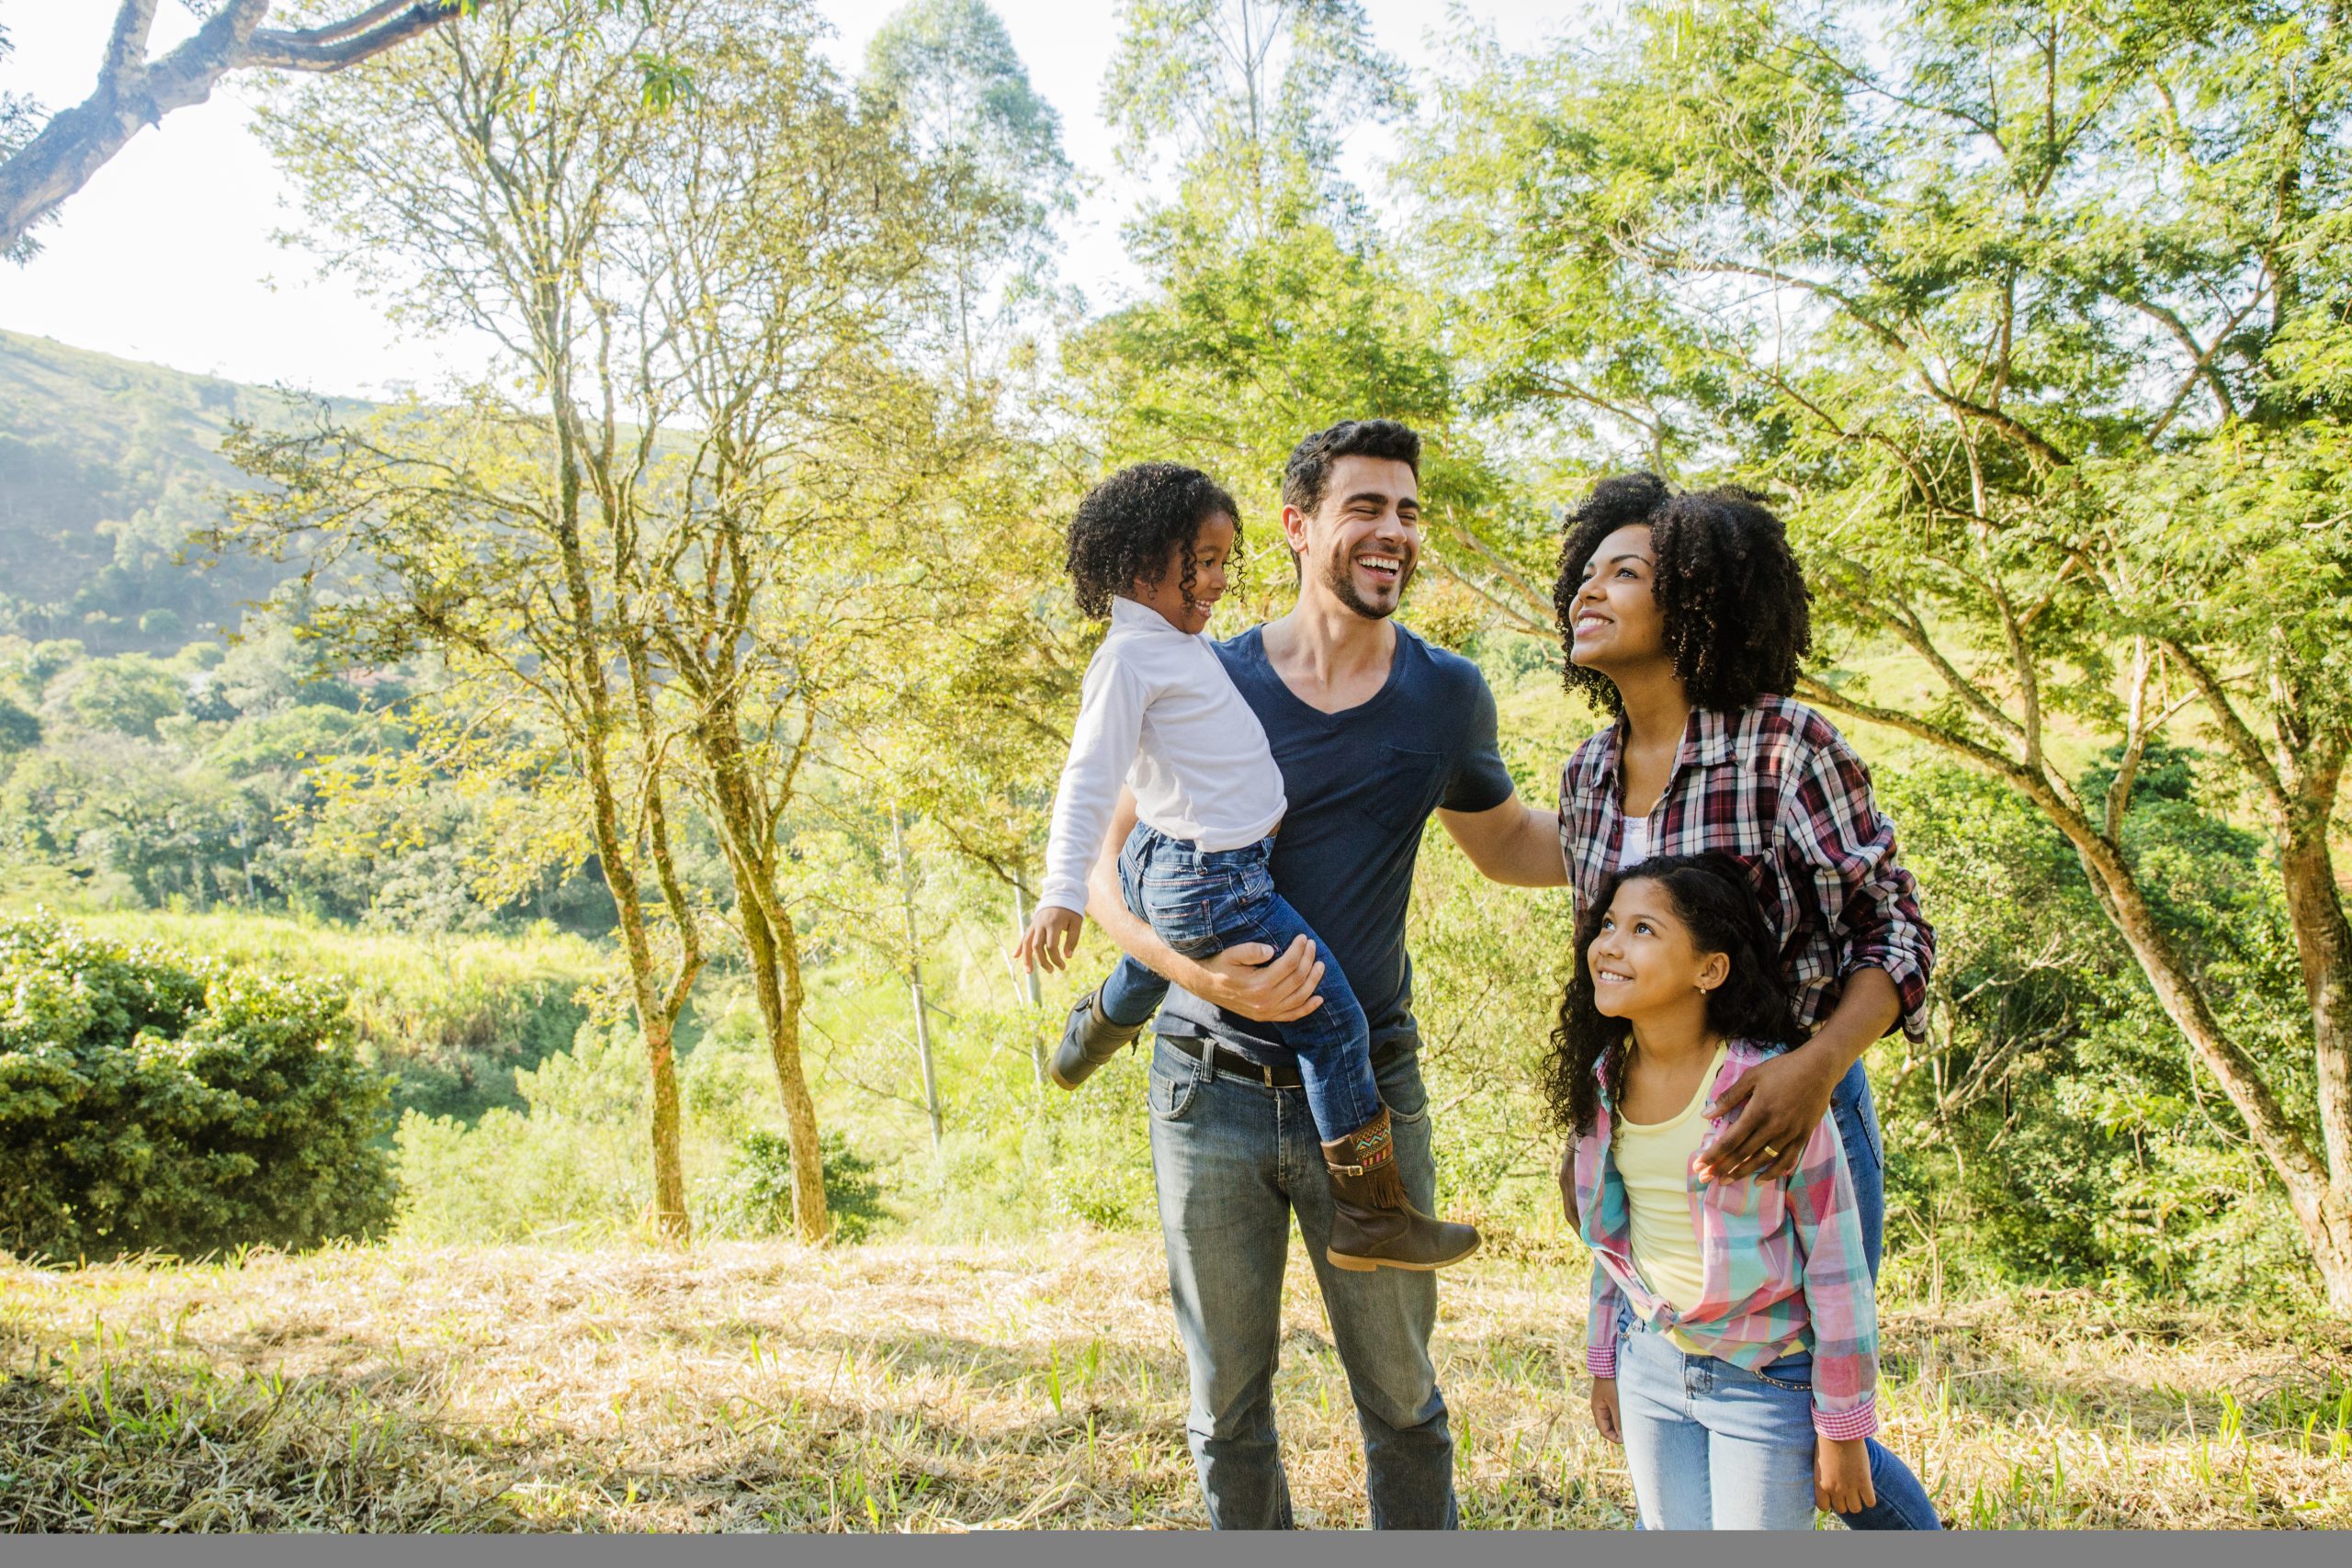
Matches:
[1578,1040,1881,1440]
[1555,695,1936,1041]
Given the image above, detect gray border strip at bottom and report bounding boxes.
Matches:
[6,1533,2350,1565]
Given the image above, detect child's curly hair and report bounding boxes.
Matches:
[1067,462,1242,619]
[1553,472,1813,716]
[1544,852,1805,1137]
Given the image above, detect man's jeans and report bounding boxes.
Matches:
[1148,1032,1457,1529]
[1828,1063,1944,1532]
[1112,823,1382,1140]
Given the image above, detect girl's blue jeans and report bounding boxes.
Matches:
[1098,821,1382,1142]
[1615,1302,1820,1529]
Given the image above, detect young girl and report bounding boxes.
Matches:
[1013,461,1478,1272]
[1554,852,1879,1529]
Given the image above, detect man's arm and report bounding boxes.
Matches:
[1438,793,1570,887]
[1081,786,1328,1023]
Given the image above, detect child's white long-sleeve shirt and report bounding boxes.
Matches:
[1036,597,1286,916]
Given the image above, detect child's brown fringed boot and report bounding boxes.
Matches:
[1320,1106,1481,1272]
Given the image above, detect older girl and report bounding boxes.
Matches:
[1555,853,1879,1529]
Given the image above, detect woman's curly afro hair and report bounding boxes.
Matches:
[1066,461,1242,620]
[1543,852,1805,1138]
[1553,472,1813,716]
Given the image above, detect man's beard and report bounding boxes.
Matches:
[1318,546,1412,620]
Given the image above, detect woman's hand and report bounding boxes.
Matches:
[1589,1377,1622,1445]
[1013,906,1084,974]
[1698,1047,1839,1184]
[1815,1435,1874,1515]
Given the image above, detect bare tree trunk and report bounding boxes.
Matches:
[692,706,831,1243]
[894,807,945,1153]
[733,875,830,1242]
[581,755,692,1242]
[2276,783,2352,1311]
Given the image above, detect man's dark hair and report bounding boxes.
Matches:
[1281,419,1422,520]
[1543,852,1804,1137]
[1552,472,1813,716]
[1066,461,1241,619]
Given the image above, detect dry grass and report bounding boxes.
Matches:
[3,1235,2346,1531]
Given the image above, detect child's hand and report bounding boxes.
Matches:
[1589,1377,1622,1446]
[1815,1434,1874,1515]
[1014,906,1084,974]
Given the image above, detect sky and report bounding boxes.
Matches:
[0,1,1572,401]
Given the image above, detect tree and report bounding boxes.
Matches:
[230,0,1040,1242]
[225,0,710,1239]
[0,2,462,259]
[863,0,1071,388]
[1078,0,1504,604]
[1420,0,2352,1303]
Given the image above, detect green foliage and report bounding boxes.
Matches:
[42,908,603,1127]
[707,1128,886,1242]
[0,913,395,1260]
[1874,759,2320,1304]
[57,654,184,739]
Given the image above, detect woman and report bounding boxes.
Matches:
[1552,471,1941,1530]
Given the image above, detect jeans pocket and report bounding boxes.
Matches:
[1748,1350,1815,1394]
[1148,1046,1202,1122]
[1375,1053,1430,1124]
[1137,870,1230,953]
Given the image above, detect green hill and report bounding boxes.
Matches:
[0,330,367,654]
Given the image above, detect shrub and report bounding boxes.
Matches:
[0,914,396,1260]
[707,1128,887,1242]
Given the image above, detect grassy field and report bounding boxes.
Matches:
[3,1235,2346,1532]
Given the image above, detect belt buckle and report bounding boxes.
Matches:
[1260,1060,1278,1087]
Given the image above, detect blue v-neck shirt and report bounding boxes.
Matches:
[1152,622,1517,1065]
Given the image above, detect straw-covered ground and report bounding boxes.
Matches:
[2,1235,2346,1531]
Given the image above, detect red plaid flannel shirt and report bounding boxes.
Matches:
[1556,696,1935,1039]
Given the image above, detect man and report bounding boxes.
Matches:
[1056,420,1567,1529]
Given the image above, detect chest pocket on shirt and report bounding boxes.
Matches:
[1364,744,1449,832]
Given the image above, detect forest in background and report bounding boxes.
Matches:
[0,0,2347,1322]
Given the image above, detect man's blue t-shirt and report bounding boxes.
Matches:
[1153,622,1517,1064]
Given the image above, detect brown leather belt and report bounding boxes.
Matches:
[1164,1032,1304,1088]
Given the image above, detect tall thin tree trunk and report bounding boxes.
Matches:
[1011,876,1044,1084]
[2276,777,2352,1311]
[735,876,830,1242]
[895,807,944,1152]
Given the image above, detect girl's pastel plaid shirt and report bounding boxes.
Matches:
[1556,695,1936,1042]
[1577,1040,1881,1440]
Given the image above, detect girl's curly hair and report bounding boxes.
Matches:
[1553,473,1813,716]
[1544,852,1805,1138]
[1067,462,1242,619]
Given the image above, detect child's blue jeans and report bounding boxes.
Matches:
[1615,1302,1821,1529]
[1096,821,1381,1142]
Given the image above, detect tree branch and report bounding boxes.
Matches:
[245,4,465,75]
